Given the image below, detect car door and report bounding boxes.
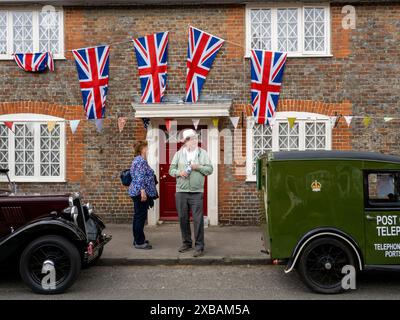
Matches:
[363,171,400,265]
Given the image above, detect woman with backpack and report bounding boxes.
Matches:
[128,140,158,249]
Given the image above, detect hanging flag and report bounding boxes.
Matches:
[118,117,127,133]
[363,116,371,128]
[95,119,103,133]
[384,117,393,122]
[212,118,219,128]
[344,115,353,127]
[142,118,151,130]
[186,26,224,103]
[133,32,169,103]
[47,121,56,133]
[4,122,13,132]
[69,120,80,134]
[192,119,200,130]
[72,45,110,119]
[13,52,54,72]
[250,50,287,125]
[288,117,296,129]
[230,116,240,129]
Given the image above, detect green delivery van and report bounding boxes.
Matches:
[257,150,400,294]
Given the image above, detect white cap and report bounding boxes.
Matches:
[181,129,198,143]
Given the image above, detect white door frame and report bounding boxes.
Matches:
[146,118,219,226]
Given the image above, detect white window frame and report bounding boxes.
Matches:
[0,6,64,60]
[246,111,332,181]
[0,113,66,182]
[245,2,331,58]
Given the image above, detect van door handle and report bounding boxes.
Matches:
[366,215,377,221]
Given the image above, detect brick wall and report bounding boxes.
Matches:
[0,3,399,225]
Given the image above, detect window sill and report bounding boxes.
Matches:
[0,177,66,183]
[244,53,333,59]
[0,55,67,61]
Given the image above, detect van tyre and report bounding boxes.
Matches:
[19,235,81,294]
[297,237,356,294]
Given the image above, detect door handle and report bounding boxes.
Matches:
[366,215,377,221]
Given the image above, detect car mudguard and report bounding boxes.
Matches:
[0,218,87,262]
[284,227,364,274]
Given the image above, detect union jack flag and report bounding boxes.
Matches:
[13,52,54,72]
[186,26,224,103]
[133,31,169,103]
[250,50,287,125]
[72,45,110,119]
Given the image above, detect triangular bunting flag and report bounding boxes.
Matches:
[47,121,56,133]
[185,26,224,103]
[244,104,253,117]
[26,122,34,134]
[212,118,219,128]
[230,117,240,129]
[69,120,80,134]
[4,122,13,132]
[95,119,103,133]
[363,116,371,128]
[330,116,338,128]
[344,116,353,127]
[192,119,200,130]
[118,117,127,133]
[384,117,393,122]
[287,117,296,129]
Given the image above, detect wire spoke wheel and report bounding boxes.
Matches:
[298,237,356,294]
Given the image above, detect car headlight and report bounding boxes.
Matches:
[85,203,94,215]
[63,205,78,225]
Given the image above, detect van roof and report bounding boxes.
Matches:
[269,151,400,164]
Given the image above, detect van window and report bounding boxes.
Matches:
[366,172,400,207]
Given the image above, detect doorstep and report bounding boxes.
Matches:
[99,224,271,266]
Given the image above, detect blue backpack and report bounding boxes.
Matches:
[120,169,132,186]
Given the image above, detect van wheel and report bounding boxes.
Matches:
[19,235,81,294]
[297,237,356,294]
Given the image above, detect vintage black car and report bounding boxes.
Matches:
[0,168,111,294]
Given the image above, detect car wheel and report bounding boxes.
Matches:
[19,235,81,294]
[297,237,356,294]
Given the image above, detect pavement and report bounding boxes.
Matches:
[100,223,271,266]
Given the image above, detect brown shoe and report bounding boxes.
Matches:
[193,249,204,257]
[178,244,192,253]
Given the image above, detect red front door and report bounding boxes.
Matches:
[159,125,208,220]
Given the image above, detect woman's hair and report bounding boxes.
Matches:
[134,140,148,157]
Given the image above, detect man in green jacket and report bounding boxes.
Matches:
[169,129,213,257]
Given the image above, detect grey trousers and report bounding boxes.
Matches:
[175,192,204,250]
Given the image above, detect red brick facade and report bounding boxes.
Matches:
[1,2,399,224]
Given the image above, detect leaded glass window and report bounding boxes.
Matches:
[0,12,7,55]
[0,124,8,170]
[304,7,326,53]
[14,123,34,176]
[305,122,326,150]
[252,123,272,175]
[279,122,299,150]
[39,10,60,54]
[250,9,272,51]
[40,124,60,176]
[13,12,33,53]
[277,8,298,52]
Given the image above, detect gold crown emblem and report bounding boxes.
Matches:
[311,180,321,192]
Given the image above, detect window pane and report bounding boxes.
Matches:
[13,11,33,53]
[305,122,326,150]
[252,123,272,175]
[40,124,61,176]
[278,122,299,151]
[304,7,326,52]
[250,9,271,51]
[368,173,400,205]
[14,124,34,176]
[39,11,60,54]
[277,8,298,52]
[0,124,8,170]
[0,12,7,54]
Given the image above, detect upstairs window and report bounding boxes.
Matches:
[246,3,331,57]
[0,8,64,59]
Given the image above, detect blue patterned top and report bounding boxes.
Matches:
[128,156,157,197]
